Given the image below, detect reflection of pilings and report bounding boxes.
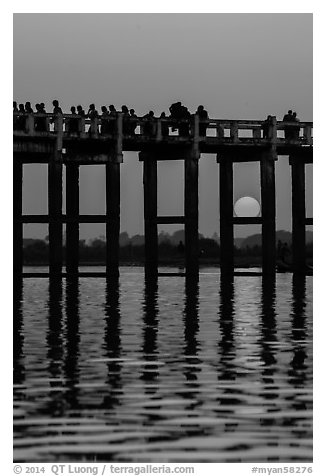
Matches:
[66,164,79,275]
[219,276,235,381]
[13,277,25,385]
[64,277,81,408]
[260,276,277,386]
[102,278,122,408]
[46,278,64,415]
[289,275,308,387]
[183,277,200,383]
[13,157,23,275]
[141,277,159,387]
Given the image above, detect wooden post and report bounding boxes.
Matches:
[143,156,158,277]
[48,152,63,276]
[260,148,276,275]
[106,162,120,277]
[184,154,199,276]
[13,157,23,275]
[66,164,79,275]
[290,155,306,273]
[219,155,234,274]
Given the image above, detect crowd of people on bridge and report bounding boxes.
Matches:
[13,99,210,138]
[13,100,301,140]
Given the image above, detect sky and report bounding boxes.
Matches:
[13,13,313,240]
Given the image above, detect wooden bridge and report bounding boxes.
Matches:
[13,111,313,277]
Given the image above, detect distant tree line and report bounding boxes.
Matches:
[22,230,312,265]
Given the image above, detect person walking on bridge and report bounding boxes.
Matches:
[52,100,62,115]
[283,109,294,140]
[129,109,138,135]
[196,105,209,137]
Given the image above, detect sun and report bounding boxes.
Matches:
[234,196,261,217]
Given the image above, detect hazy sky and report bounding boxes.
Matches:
[14,13,313,240]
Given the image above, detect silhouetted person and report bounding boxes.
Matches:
[196,105,209,137]
[179,105,191,137]
[108,105,117,134]
[160,112,169,137]
[87,103,98,119]
[177,240,185,254]
[17,104,26,131]
[121,105,130,134]
[277,240,283,259]
[143,110,155,136]
[169,101,182,132]
[25,102,33,114]
[169,102,190,137]
[262,115,273,139]
[52,100,63,130]
[35,103,47,132]
[292,112,300,140]
[283,109,294,140]
[129,109,138,135]
[52,100,62,115]
[100,106,110,135]
[77,105,85,117]
[13,101,18,130]
[87,104,99,135]
[67,106,79,133]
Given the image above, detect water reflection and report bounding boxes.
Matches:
[102,278,122,409]
[219,277,235,382]
[141,278,159,387]
[289,275,308,388]
[64,278,81,409]
[260,276,277,387]
[13,277,25,386]
[183,277,200,382]
[13,269,313,462]
[46,279,65,416]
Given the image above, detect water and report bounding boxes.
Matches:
[13,267,313,462]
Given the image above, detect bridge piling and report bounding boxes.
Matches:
[290,154,306,273]
[13,157,23,275]
[143,156,158,278]
[66,163,79,275]
[260,148,277,275]
[185,154,199,275]
[106,162,121,277]
[48,153,63,276]
[219,155,234,275]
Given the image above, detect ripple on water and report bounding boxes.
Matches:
[14,268,313,462]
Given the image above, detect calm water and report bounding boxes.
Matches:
[13,267,313,463]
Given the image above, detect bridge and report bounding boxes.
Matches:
[13,111,313,277]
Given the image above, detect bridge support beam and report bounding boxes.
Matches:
[143,157,158,278]
[260,148,276,275]
[219,156,234,275]
[184,155,199,276]
[106,162,121,277]
[290,154,306,273]
[13,157,23,275]
[48,153,63,276]
[66,164,79,275]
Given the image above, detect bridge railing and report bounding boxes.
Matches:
[13,112,313,145]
